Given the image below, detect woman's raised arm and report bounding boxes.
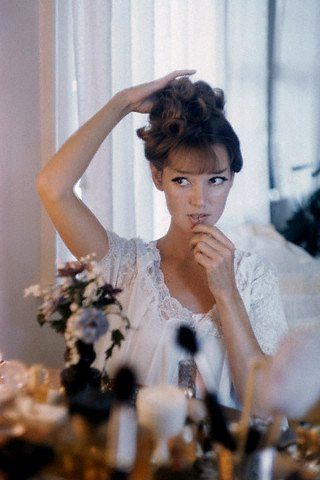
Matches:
[37,70,196,260]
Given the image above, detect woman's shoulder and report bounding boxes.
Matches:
[99,230,157,265]
[97,231,157,288]
[234,247,277,277]
[233,247,280,297]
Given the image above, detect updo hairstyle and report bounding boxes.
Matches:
[136,77,243,173]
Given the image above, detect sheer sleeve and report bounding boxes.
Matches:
[248,255,289,355]
[98,230,138,289]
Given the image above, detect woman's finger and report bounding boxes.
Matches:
[193,250,212,270]
[150,69,197,92]
[192,224,234,250]
[128,70,196,112]
[163,69,197,81]
[192,240,222,260]
[190,233,231,256]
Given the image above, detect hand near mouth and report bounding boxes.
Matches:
[190,224,237,300]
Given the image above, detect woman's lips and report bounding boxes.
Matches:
[188,214,209,225]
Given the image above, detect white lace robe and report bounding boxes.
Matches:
[94,231,288,409]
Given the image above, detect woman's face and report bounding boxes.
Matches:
[151,144,234,232]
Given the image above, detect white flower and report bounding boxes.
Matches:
[40,298,57,318]
[61,277,73,289]
[104,303,121,315]
[90,262,103,277]
[79,253,96,263]
[24,284,41,298]
[70,303,79,312]
[64,330,79,366]
[83,281,98,302]
[96,271,107,288]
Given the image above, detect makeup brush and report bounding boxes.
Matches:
[176,326,198,356]
[176,325,236,451]
[205,392,237,451]
[237,357,267,455]
[176,325,217,392]
[105,366,138,480]
[113,366,137,404]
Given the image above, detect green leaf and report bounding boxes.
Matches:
[37,313,46,326]
[105,344,115,360]
[56,303,72,318]
[50,319,67,334]
[123,315,130,329]
[111,329,124,346]
[93,298,116,307]
[105,329,126,361]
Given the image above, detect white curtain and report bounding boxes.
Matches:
[217,0,270,232]
[272,0,320,201]
[54,0,274,261]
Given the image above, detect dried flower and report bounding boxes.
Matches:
[67,308,109,344]
[24,284,42,298]
[25,257,130,368]
[57,261,86,277]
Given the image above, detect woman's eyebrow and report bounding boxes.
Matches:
[171,168,229,175]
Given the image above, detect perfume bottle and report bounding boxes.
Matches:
[178,358,197,399]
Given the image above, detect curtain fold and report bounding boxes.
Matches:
[72,0,113,226]
[217,0,270,232]
[152,0,228,238]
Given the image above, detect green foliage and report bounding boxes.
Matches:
[50,319,68,334]
[37,313,46,327]
[105,329,125,360]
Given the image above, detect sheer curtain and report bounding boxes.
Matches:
[272,0,320,201]
[217,0,270,232]
[53,0,273,261]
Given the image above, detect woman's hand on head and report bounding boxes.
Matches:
[118,70,196,114]
[190,224,237,301]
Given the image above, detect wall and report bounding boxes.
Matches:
[0,0,64,367]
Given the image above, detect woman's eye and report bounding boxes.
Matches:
[172,177,189,186]
[209,176,228,185]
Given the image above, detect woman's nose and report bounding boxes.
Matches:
[190,185,206,208]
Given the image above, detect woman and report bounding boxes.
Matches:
[37,70,287,409]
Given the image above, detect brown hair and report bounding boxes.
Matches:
[136,77,243,173]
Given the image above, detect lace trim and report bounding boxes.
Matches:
[101,232,287,353]
[105,231,138,288]
[143,241,246,338]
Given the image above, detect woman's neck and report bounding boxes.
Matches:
[156,223,196,264]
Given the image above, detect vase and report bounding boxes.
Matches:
[60,340,102,397]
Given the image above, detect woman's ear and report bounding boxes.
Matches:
[150,164,164,191]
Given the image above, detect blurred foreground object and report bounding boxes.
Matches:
[259,326,320,421]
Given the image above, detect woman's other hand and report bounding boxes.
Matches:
[190,224,237,301]
[119,70,196,114]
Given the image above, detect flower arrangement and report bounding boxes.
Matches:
[24,255,130,395]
